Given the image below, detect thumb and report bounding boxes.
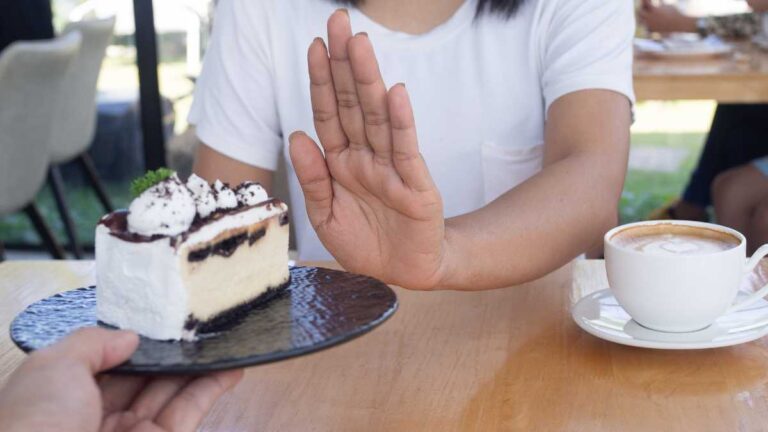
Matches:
[44,328,139,374]
[289,131,334,229]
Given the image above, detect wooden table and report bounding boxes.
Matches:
[2,260,768,431]
[634,41,768,102]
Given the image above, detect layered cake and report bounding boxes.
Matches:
[96,169,290,340]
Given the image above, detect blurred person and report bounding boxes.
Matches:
[0,328,243,432]
[639,0,768,222]
[0,0,55,52]
[712,157,768,254]
[638,0,768,37]
[192,0,635,291]
[650,104,768,222]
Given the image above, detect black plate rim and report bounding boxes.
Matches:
[9,267,398,375]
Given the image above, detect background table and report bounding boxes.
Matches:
[634,41,768,102]
[2,260,768,431]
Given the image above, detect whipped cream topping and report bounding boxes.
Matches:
[186,174,217,219]
[124,172,275,237]
[214,180,238,210]
[127,174,197,237]
[237,182,269,206]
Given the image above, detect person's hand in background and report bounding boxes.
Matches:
[638,0,698,34]
[747,0,768,13]
[0,328,243,432]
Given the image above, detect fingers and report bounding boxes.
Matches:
[328,9,368,151]
[155,369,244,432]
[388,84,434,192]
[100,375,149,414]
[308,37,348,155]
[129,376,193,419]
[348,33,392,164]
[289,131,334,229]
[44,328,139,374]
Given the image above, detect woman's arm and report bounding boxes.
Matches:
[193,142,274,193]
[437,90,630,290]
[289,10,630,291]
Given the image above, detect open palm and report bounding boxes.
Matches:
[289,10,446,290]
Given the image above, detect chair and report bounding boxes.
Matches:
[0,32,82,261]
[47,17,115,259]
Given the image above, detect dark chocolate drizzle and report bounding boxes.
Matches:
[248,228,266,246]
[99,210,166,243]
[100,198,286,244]
[187,228,268,262]
[213,232,248,258]
[187,246,213,262]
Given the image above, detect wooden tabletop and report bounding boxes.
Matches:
[634,41,768,102]
[2,260,768,431]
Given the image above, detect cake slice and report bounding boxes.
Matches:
[96,170,290,341]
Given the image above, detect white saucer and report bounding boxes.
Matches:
[572,289,768,349]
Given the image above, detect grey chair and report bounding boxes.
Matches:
[0,32,82,261]
[47,17,115,258]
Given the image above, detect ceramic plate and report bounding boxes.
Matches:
[10,266,397,374]
[572,289,768,350]
[635,36,733,60]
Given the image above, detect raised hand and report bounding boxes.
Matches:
[0,328,242,432]
[289,10,448,290]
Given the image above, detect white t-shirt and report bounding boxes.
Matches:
[189,0,635,260]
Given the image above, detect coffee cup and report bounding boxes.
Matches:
[604,220,768,333]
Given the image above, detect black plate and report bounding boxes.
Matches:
[10,266,397,374]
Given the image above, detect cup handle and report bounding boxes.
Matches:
[726,244,768,314]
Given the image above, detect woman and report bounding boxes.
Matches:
[191,0,634,290]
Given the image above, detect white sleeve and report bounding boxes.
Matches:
[188,0,282,171]
[538,0,636,114]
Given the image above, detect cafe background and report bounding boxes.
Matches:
[0,0,753,259]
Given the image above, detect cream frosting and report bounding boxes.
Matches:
[237,182,269,206]
[127,174,196,237]
[186,174,217,218]
[214,180,238,210]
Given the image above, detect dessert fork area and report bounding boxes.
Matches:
[2,260,768,431]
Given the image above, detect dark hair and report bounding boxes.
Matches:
[333,0,526,18]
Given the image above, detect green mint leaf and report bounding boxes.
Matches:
[130,168,175,198]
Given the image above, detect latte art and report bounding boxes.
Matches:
[611,224,740,256]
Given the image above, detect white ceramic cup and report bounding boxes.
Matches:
[604,220,768,333]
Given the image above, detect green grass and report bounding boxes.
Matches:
[620,132,705,224]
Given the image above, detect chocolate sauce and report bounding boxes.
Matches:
[248,228,266,246]
[98,211,165,243]
[187,246,213,262]
[99,198,286,244]
[213,233,248,258]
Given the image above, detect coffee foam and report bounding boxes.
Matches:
[610,224,740,256]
